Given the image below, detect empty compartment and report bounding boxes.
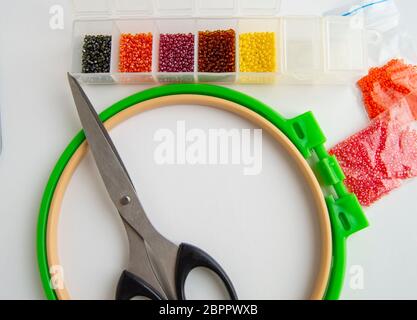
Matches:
[111,19,157,84]
[197,19,238,83]
[282,16,324,82]
[238,18,280,84]
[154,18,196,83]
[324,16,366,76]
[71,19,115,84]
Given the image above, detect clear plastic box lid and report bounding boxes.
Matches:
[155,0,195,16]
[113,0,155,17]
[72,0,281,18]
[72,0,113,18]
[238,0,281,16]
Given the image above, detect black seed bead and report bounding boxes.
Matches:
[81,35,112,73]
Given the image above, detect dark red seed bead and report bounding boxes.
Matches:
[198,29,236,73]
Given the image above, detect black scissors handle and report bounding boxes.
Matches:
[116,271,165,300]
[115,244,238,300]
[175,243,238,300]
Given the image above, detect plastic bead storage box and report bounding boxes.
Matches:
[70,0,368,85]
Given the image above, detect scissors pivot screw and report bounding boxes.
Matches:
[120,196,131,206]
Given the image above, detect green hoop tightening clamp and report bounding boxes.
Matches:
[37,84,368,300]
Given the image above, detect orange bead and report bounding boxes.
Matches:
[119,33,153,73]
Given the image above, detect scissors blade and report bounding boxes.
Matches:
[67,73,155,239]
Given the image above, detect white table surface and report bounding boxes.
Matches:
[1,0,417,300]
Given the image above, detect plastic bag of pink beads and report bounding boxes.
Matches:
[330,93,417,206]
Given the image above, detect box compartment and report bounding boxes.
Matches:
[237,18,280,84]
[111,19,157,84]
[71,19,115,84]
[323,16,367,83]
[154,18,196,83]
[196,19,238,83]
[281,16,324,83]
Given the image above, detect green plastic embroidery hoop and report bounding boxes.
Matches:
[37,83,368,300]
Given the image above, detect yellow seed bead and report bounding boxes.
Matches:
[239,32,277,73]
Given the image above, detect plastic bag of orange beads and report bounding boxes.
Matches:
[358,59,417,119]
[330,93,417,206]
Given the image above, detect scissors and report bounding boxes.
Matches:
[67,74,237,300]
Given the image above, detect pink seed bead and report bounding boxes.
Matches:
[159,33,195,72]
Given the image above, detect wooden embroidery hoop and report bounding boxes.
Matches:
[44,94,332,300]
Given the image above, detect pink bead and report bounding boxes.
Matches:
[159,33,195,72]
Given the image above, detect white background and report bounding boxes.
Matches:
[0,0,417,300]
